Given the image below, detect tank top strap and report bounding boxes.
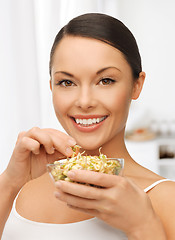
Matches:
[144,179,172,193]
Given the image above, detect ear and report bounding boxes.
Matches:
[132,71,145,100]
[50,79,52,91]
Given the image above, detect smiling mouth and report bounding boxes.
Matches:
[71,116,108,127]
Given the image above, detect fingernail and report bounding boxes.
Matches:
[66,147,73,156]
[67,171,75,179]
[55,181,61,188]
[54,192,60,198]
[68,139,76,146]
[50,147,55,154]
[34,149,40,155]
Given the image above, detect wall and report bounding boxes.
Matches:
[117,0,175,130]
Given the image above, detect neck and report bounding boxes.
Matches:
[82,129,136,177]
[83,129,130,158]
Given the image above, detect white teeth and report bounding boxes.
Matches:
[83,119,87,124]
[87,119,92,124]
[75,116,107,126]
[92,118,96,123]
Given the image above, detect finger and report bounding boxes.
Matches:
[22,127,77,158]
[16,131,26,145]
[18,136,40,154]
[25,127,55,154]
[54,190,98,210]
[55,180,103,200]
[67,170,121,188]
[46,129,76,157]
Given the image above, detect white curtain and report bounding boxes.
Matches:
[0,0,41,173]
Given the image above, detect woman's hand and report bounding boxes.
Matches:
[4,127,76,192]
[54,170,165,238]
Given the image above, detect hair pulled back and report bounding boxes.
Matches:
[49,13,142,79]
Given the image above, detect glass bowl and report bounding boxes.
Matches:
[47,158,124,183]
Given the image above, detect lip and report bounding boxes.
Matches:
[70,114,107,119]
[69,114,108,133]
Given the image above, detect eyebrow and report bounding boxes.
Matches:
[96,66,121,74]
[54,71,74,77]
[54,66,121,77]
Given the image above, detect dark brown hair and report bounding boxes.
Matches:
[49,13,142,79]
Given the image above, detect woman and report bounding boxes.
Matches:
[0,13,175,239]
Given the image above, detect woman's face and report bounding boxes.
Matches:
[50,36,143,150]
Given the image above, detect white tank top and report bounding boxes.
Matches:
[2,179,171,240]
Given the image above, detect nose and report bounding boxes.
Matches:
[75,85,97,110]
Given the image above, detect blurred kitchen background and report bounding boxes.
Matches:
[0,0,175,178]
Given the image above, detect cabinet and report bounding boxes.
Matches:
[157,137,175,180]
[125,137,175,180]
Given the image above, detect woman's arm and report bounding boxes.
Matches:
[127,214,167,240]
[0,172,20,238]
[147,181,175,240]
[0,127,76,238]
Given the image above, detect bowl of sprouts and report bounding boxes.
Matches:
[47,145,124,184]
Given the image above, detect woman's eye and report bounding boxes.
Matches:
[56,80,75,87]
[99,78,116,85]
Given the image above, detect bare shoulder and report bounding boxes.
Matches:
[148,179,175,238]
[16,173,56,222]
[135,164,175,214]
[17,172,54,203]
[147,178,175,202]
[129,162,175,237]
[16,173,93,224]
